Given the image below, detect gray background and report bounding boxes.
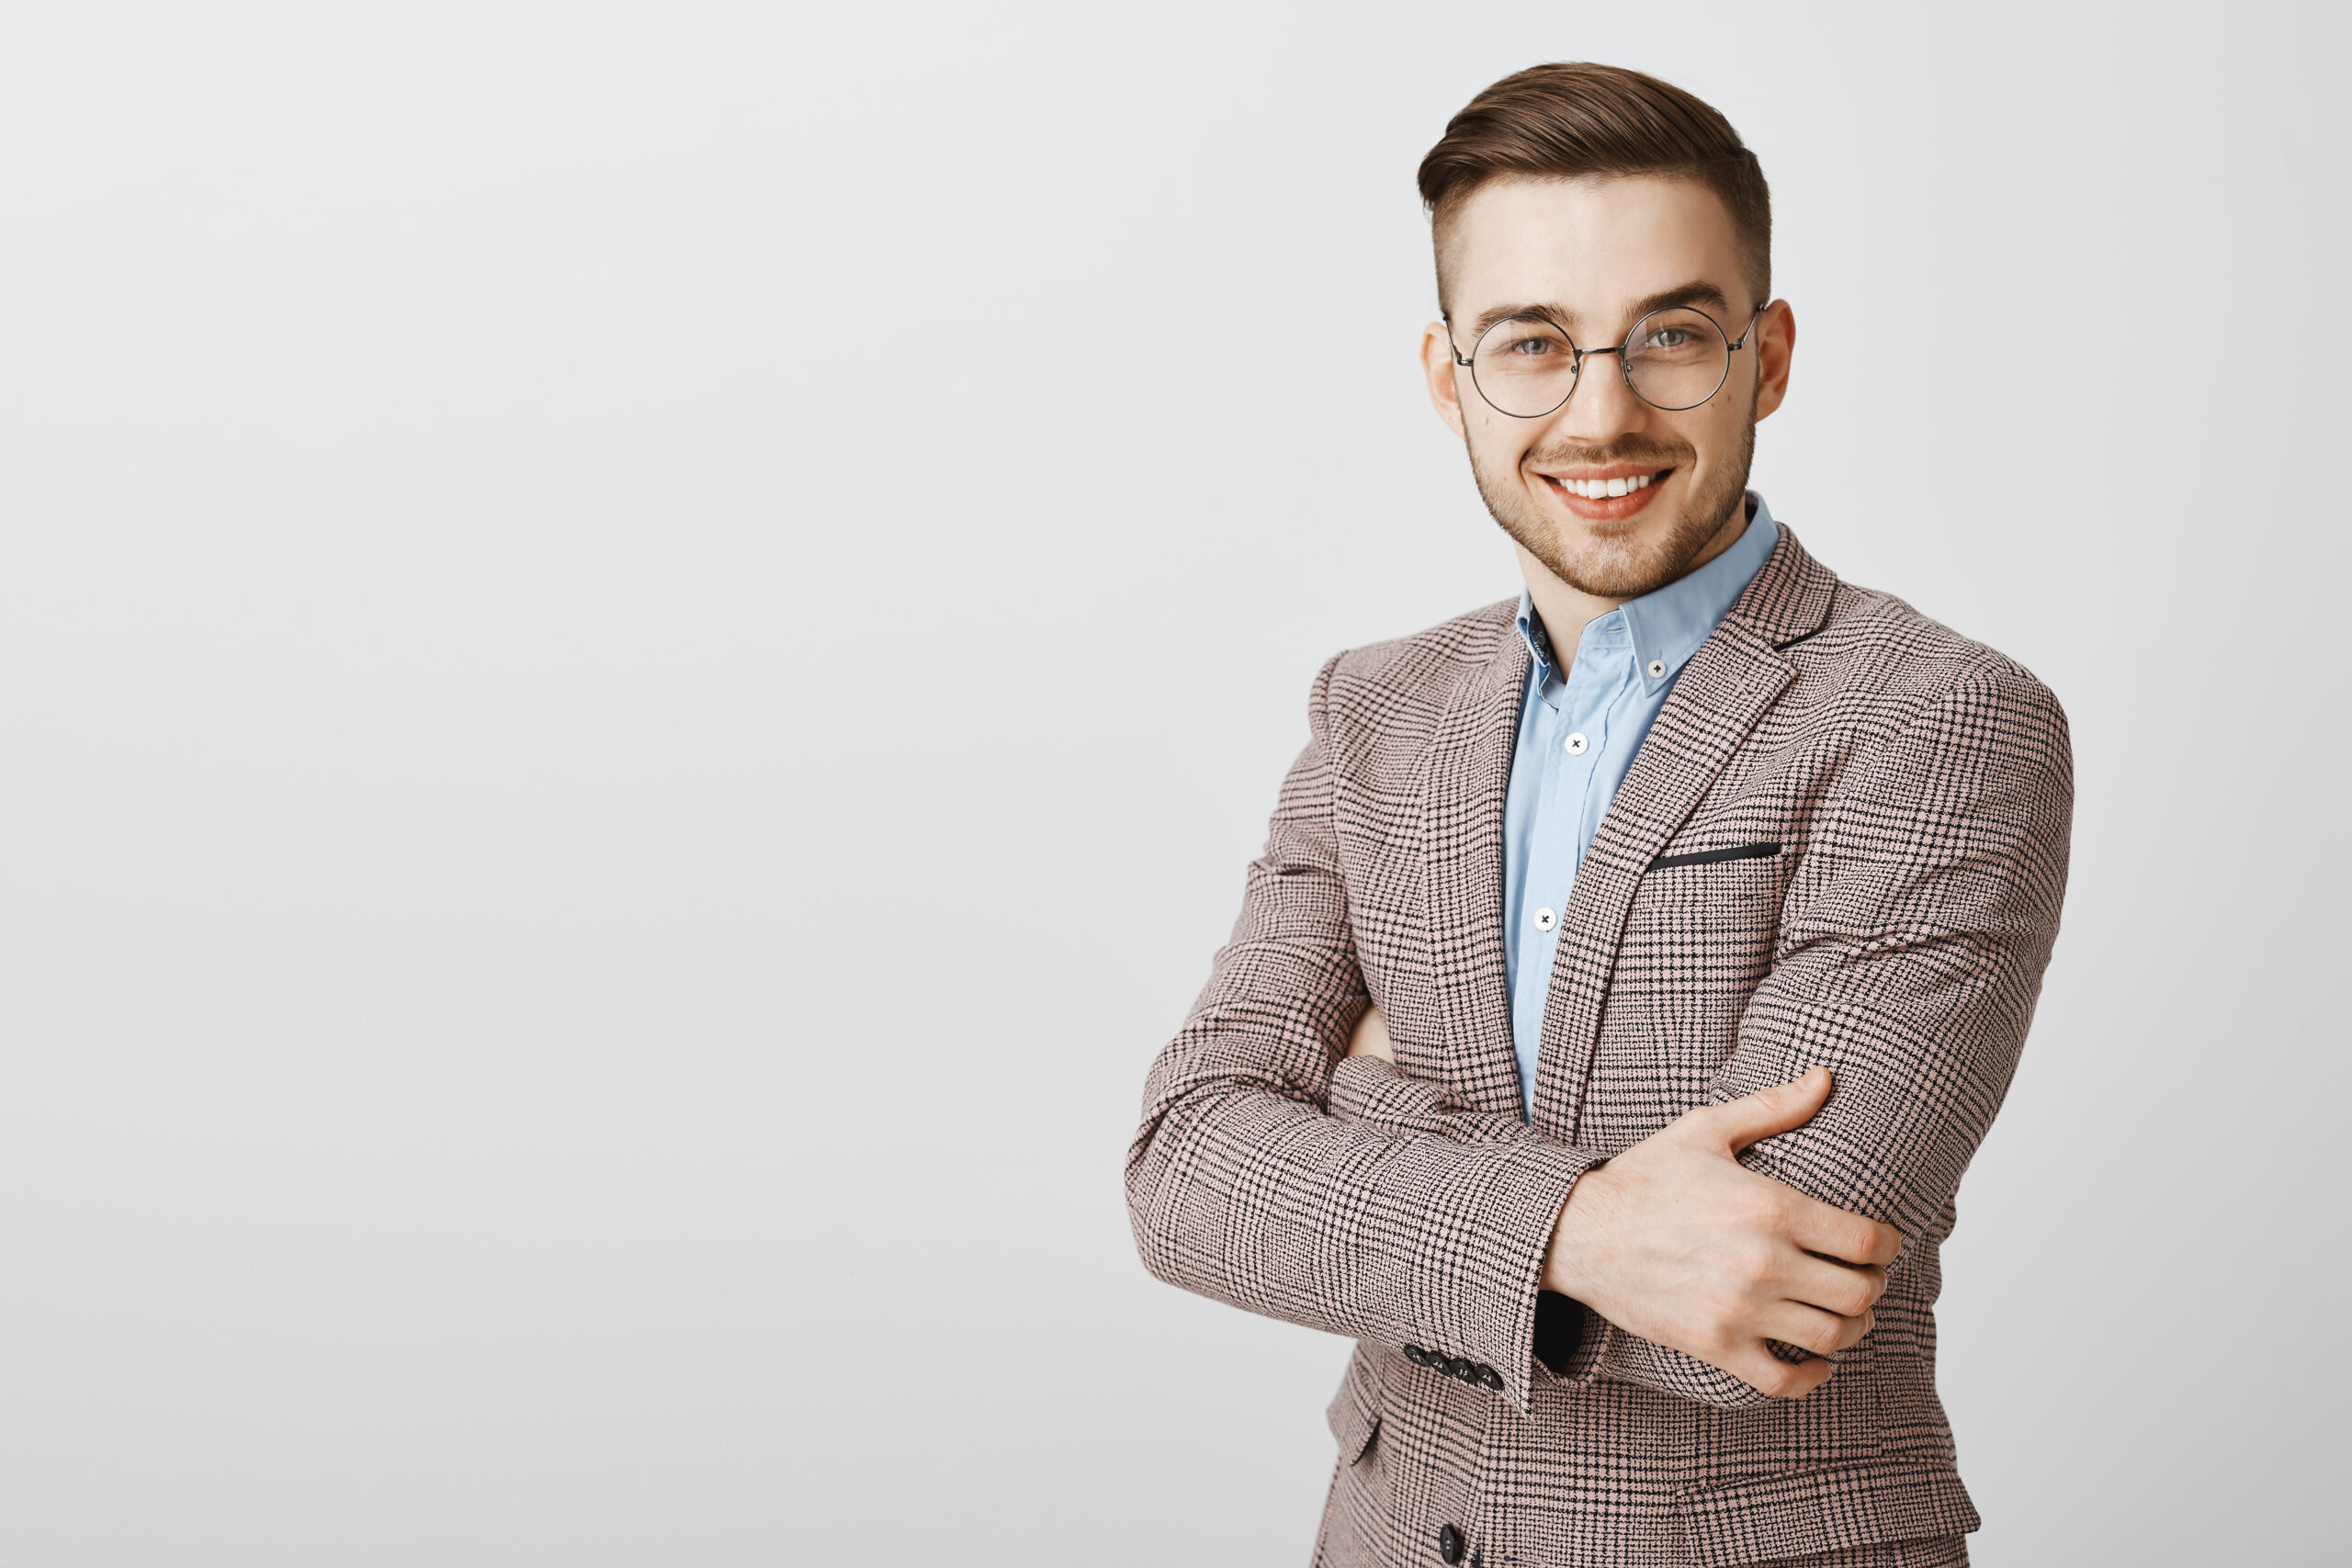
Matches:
[2,2,2343,1563]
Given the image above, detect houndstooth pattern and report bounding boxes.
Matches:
[1126,527,2072,1567]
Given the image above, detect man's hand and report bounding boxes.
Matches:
[1544,1066,1901,1399]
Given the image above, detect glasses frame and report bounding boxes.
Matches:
[1448,303,1770,418]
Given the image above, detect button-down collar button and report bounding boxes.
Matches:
[1563,731,1588,755]
[1532,907,1556,932]
[1437,1523,1465,1564]
[1648,659,1667,678]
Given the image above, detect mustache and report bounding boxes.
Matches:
[1523,434,1694,469]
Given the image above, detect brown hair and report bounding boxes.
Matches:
[1418,62,1770,313]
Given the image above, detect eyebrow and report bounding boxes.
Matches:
[1461,280,1738,343]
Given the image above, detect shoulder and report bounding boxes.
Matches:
[1795,579,2070,764]
[1317,602,1514,747]
[1311,598,1519,734]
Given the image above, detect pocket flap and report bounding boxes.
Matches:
[1674,1459,1978,1567]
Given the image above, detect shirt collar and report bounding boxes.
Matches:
[1515,491,1780,695]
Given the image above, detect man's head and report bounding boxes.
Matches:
[1417,64,1793,603]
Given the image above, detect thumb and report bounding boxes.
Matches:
[1703,1066,1832,1153]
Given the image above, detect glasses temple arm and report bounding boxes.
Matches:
[1729,303,1772,352]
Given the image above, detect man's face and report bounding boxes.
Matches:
[1419,175,1794,600]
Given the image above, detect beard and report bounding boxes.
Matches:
[1465,417,1757,600]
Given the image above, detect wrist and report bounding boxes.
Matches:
[1541,1162,1611,1301]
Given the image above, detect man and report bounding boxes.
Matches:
[1125,62,2072,1568]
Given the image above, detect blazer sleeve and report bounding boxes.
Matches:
[1594,660,2075,1409]
[1126,655,1601,1414]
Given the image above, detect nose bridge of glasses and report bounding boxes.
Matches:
[1569,344,1650,424]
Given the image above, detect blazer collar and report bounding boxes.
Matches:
[1417,526,1839,1132]
[1722,518,1838,651]
[1419,600,1536,1117]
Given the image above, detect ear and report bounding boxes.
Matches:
[1421,321,1468,437]
[1752,299,1795,423]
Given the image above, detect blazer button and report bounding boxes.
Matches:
[1437,1522,1465,1564]
[1402,1344,1430,1365]
[1477,1365,1504,1392]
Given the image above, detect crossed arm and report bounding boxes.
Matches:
[1345,1008,1895,1399]
[1126,656,2072,1411]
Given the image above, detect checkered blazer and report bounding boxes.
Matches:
[1126,527,2073,1567]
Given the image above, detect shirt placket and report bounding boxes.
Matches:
[1553,625,1623,898]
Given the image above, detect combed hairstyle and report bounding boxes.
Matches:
[1418,62,1771,315]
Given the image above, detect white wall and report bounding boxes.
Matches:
[0,4,2342,1563]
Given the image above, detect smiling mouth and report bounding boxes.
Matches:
[1552,469,1665,501]
[1548,468,1672,500]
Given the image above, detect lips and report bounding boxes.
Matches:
[1539,466,1674,520]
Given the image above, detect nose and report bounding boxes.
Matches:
[1552,348,1649,446]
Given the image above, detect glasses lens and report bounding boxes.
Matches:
[1622,308,1732,411]
[1469,316,1578,418]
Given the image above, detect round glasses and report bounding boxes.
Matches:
[1450,304,1767,418]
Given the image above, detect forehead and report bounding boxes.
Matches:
[1442,175,1746,326]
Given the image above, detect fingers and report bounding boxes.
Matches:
[1693,1066,1832,1152]
[1760,1300,1878,1359]
[1788,1198,1904,1269]
[1345,1004,1395,1063]
[1722,1343,1836,1401]
[1782,1254,1888,1318]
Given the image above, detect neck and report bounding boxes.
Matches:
[1518,499,1749,673]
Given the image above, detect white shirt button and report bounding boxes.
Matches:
[1532,907,1558,931]
[1563,732,1588,755]
[1648,659,1667,678]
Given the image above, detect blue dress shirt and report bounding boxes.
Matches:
[1502,492,1781,1117]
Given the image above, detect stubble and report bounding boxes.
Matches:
[1466,418,1757,600]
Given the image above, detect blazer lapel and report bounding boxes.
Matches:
[1527,527,1837,1139]
[1419,607,1533,1117]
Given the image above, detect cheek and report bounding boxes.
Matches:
[1466,419,1540,478]
[1662,411,1731,467]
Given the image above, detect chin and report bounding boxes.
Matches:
[1559,545,1684,600]
[1532,513,1689,596]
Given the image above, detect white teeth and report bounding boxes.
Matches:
[1559,473,1656,498]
